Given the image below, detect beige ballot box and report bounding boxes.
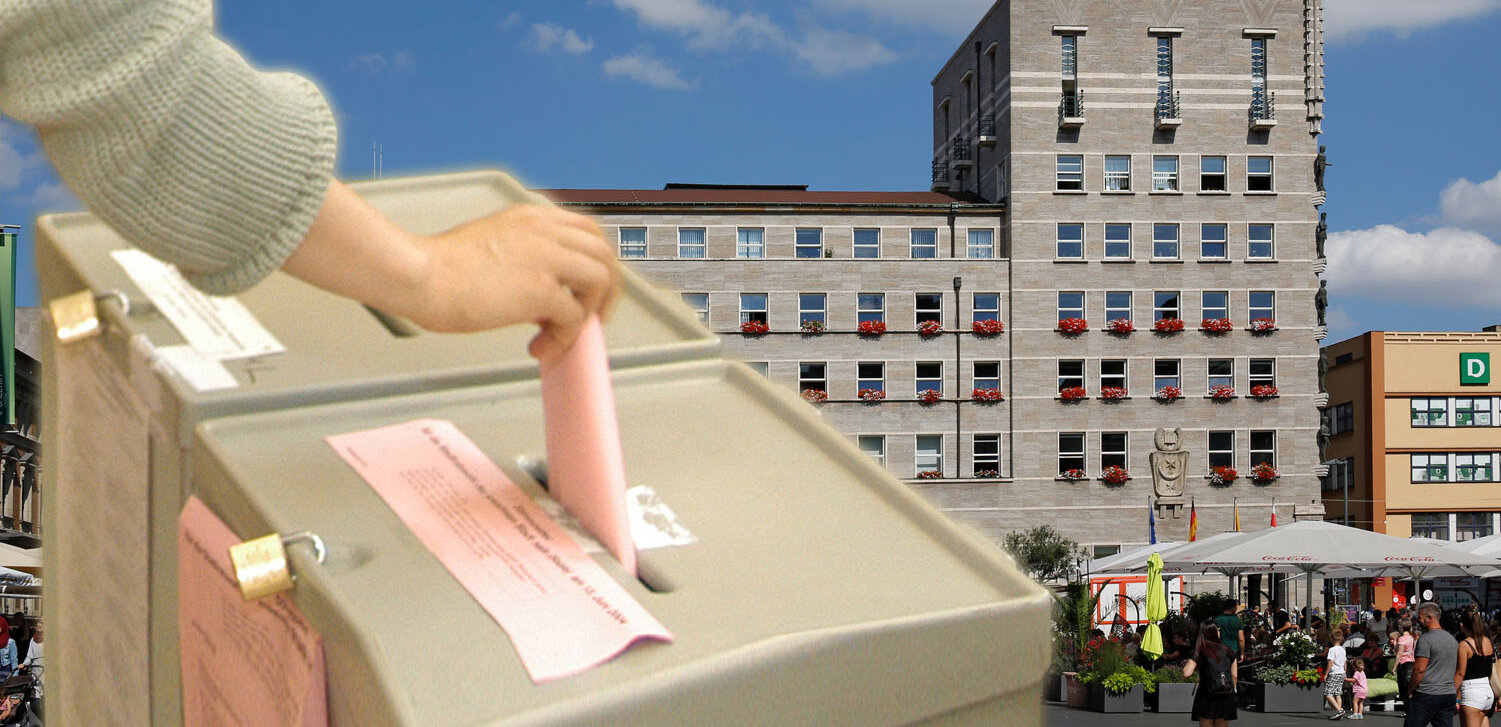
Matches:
[189,359,1050,727]
[37,171,719,727]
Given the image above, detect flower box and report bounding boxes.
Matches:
[800,388,827,404]
[1100,387,1128,401]
[1149,683,1196,713]
[1254,682,1322,713]
[857,388,886,402]
[1251,463,1279,482]
[1088,683,1144,713]
[1248,318,1277,333]
[972,319,1005,336]
[972,387,1005,402]
[739,320,769,335]
[1250,385,1279,399]
[918,389,943,404]
[916,470,943,480]
[1107,318,1135,334]
[1060,469,1087,481]
[857,320,887,337]
[1201,318,1234,333]
[799,320,825,334]
[1057,317,1089,334]
[1059,386,1088,401]
[1154,386,1182,401]
[974,469,1001,479]
[1152,318,1185,334]
[1210,466,1238,485]
[1209,385,1236,400]
[917,320,944,337]
[1101,466,1130,485]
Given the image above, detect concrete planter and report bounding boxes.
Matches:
[1088,683,1145,713]
[1254,682,1322,712]
[1150,682,1197,713]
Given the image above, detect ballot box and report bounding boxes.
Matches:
[37,171,719,727]
[187,359,1051,727]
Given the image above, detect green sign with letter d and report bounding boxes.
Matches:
[1461,353,1491,385]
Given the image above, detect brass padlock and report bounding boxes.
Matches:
[49,290,135,344]
[228,531,326,601]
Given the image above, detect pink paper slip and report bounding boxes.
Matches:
[326,419,672,683]
[178,496,327,727]
[540,316,638,575]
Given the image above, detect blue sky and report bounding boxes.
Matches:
[3,0,1501,344]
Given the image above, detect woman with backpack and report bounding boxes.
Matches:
[1184,621,1238,725]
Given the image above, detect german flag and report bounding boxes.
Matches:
[1188,498,1198,542]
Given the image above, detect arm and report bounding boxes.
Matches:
[1456,640,1470,696]
[1414,655,1429,688]
[1183,657,1197,679]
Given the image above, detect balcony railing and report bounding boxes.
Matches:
[950,136,972,167]
[977,114,997,143]
[931,160,949,188]
[1154,90,1182,128]
[1249,90,1277,129]
[1058,91,1085,128]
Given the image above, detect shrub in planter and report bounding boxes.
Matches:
[972,387,1005,402]
[974,469,1001,479]
[1201,317,1234,333]
[1251,463,1279,483]
[1100,386,1128,400]
[1250,384,1279,399]
[1107,318,1135,334]
[857,388,886,402]
[800,388,827,404]
[917,320,944,337]
[1210,466,1238,486]
[972,319,1005,336]
[916,470,943,480]
[1059,386,1088,401]
[1153,317,1185,334]
[1209,385,1236,400]
[1248,318,1277,333]
[918,388,943,404]
[1101,466,1130,485]
[1253,663,1323,713]
[799,319,825,334]
[739,320,769,335]
[1150,666,1197,713]
[1060,468,1087,481]
[1057,317,1089,334]
[856,320,887,336]
[1154,385,1182,401]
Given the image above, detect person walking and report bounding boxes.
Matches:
[1184,621,1238,726]
[1399,620,1419,708]
[1349,657,1369,719]
[1214,598,1246,660]
[1455,611,1495,727]
[1323,627,1350,719]
[1405,602,1460,727]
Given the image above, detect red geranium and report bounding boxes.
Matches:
[857,320,887,336]
[740,320,769,335]
[1100,387,1129,400]
[1060,468,1087,481]
[918,389,943,404]
[800,320,825,334]
[1107,318,1135,334]
[1201,318,1234,333]
[1210,466,1238,485]
[857,388,886,402]
[917,320,944,337]
[1058,317,1089,334]
[917,470,943,480]
[972,387,1005,402]
[972,319,1005,336]
[1155,386,1182,401]
[1251,463,1279,482]
[1059,386,1088,401]
[1101,466,1130,485]
[1250,385,1279,399]
[1209,385,1236,400]
[1248,318,1277,333]
[1153,317,1185,333]
[974,469,1001,479]
[800,388,827,403]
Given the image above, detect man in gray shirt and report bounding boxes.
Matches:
[1404,603,1458,727]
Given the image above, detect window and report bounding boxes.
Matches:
[744,361,769,378]
[795,229,823,258]
[1059,360,1084,391]
[858,361,885,394]
[1250,38,1268,97]
[678,228,705,258]
[1250,358,1276,388]
[1208,359,1235,389]
[1458,512,1493,541]
[1153,156,1179,191]
[1201,224,1227,259]
[1208,431,1235,469]
[1101,360,1127,390]
[854,228,880,258]
[1456,398,1494,427]
[858,435,885,467]
[1201,156,1227,191]
[1325,458,1354,492]
[1412,454,1447,483]
[1105,223,1132,259]
[973,293,1000,323]
[916,362,943,396]
[1154,359,1180,391]
[1057,155,1084,191]
[968,229,995,259]
[1329,401,1355,434]
[973,434,1001,474]
[1456,454,1494,482]
[1247,156,1273,192]
[1061,34,1078,77]
[739,293,767,325]
[799,293,826,328]
[916,435,943,477]
[1411,398,1448,427]
[619,227,647,258]
[1058,291,1085,320]
[1057,223,1084,259]
[911,229,938,258]
[1155,36,1174,109]
[799,362,827,394]
[1101,432,1127,469]
[974,361,1001,390]
[1105,291,1132,322]
[1250,430,1276,467]
[1153,291,1180,321]
[1248,291,1274,322]
[915,293,943,325]
[737,228,764,258]
[680,293,708,324]
[1153,223,1179,259]
[1248,224,1274,259]
[858,293,885,324]
[1058,433,1085,475]
[1202,291,1229,320]
[1104,155,1131,191]
[1411,513,1450,540]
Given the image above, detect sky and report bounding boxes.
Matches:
[3,0,1501,345]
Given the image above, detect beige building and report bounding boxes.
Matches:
[549,0,1329,553]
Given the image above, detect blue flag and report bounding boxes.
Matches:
[1148,497,1157,544]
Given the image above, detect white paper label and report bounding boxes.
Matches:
[111,249,285,360]
[154,345,240,392]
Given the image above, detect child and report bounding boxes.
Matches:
[1348,657,1367,720]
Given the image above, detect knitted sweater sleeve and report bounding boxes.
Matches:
[0,0,337,295]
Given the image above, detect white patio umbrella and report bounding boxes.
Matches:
[1085,542,1181,575]
[1126,531,1368,602]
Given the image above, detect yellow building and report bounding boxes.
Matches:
[1324,330,1501,609]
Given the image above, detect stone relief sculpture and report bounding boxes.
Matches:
[1151,427,1188,501]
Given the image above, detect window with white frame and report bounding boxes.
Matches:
[973,293,1000,323]
[1202,291,1229,321]
[1057,223,1084,259]
[1058,433,1085,475]
[1412,398,1448,427]
[739,293,767,325]
[968,229,995,259]
[1057,155,1084,191]
[736,228,764,258]
[974,361,1001,390]
[1152,156,1179,191]
[1153,223,1179,259]
[1058,291,1085,321]
[619,227,647,258]
[799,293,826,328]
[1201,156,1227,192]
[1456,454,1494,482]
[1250,430,1276,467]
[911,229,938,258]
[1153,291,1180,321]
[858,435,885,467]
[1059,360,1084,391]
[854,228,881,258]
[1458,512,1493,541]
[677,228,705,258]
[1456,398,1494,427]
[1412,454,1447,483]
[973,435,1001,474]
[1248,224,1274,259]
[1250,358,1276,388]
[795,229,823,259]
[1247,156,1274,192]
[915,435,943,477]
[1105,291,1132,322]
[916,361,943,397]
[1208,359,1234,389]
[915,293,942,325]
[799,362,827,394]
[1101,360,1127,391]
[1155,359,1180,391]
[1411,513,1450,540]
[1248,291,1275,323]
[858,293,885,324]
[680,293,708,324]
[1105,223,1132,259]
[1208,431,1235,469]
[1104,155,1131,191]
[858,361,885,394]
[1201,223,1227,259]
[1101,432,1127,469]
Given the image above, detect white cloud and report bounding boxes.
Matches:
[531,23,595,55]
[793,27,898,76]
[497,12,521,30]
[0,122,46,192]
[603,53,697,90]
[15,181,80,212]
[1326,225,1501,305]
[812,0,994,33]
[1325,306,1357,333]
[1323,0,1501,42]
[348,51,415,75]
[1440,171,1501,234]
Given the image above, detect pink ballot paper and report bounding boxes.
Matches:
[177,496,328,727]
[326,419,672,683]
[539,316,638,575]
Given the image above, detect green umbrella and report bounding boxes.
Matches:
[1139,552,1167,660]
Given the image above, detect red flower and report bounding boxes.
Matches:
[917,470,944,480]
[1201,318,1234,333]
[918,389,943,404]
[1059,386,1088,401]
[974,469,1001,479]
[800,388,827,403]
[1100,387,1129,400]
[740,320,769,335]
[799,320,825,334]
[857,388,886,402]
[1209,385,1236,400]
[1210,466,1238,485]
[1155,386,1182,401]
[917,320,944,337]
[1107,318,1135,334]
[972,387,1005,402]
[1250,385,1279,399]
[1251,463,1279,482]
[1152,317,1185,333]
[857,320,887,336]
[1060,468,1087,481]
[1248,318,1277,333]
[972,319,1005,336]
[1057,317,1089,334]
[1101,466,1130,485]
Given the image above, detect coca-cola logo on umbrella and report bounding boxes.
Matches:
[1261,555,1314,561]
[1385,556,1437,562]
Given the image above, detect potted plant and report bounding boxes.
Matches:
[1154,385,1182,401]
[1100,386,1128,401]
[1249,384,1279,399]
[1057,317,1089,334]
[800,388,827,404]
[1107,318,1135,334]
[1076,640,1153,712]
[1149,665,1197,713]
[918,389,943,405]
[1250,463,1279,483]
[857,320,887,337]
[1210,466,1238,486]
[974,469,1000,479]
[1253,631,1323,712]
[1060,386,1088,401]
[1060,468,1087,482]
[972,319,1005,336]
[1153,317,1185,334]
[916,470,943,480]
[1201,318,1234,333]
[857,388,886,403]
[1248,318,1277,333]
[917,320,944,338]
[739,320,769,335]
[1209,385,1236,400]
[1101,466,1130,485]
[972,387,1005,402]
[799,319,825,334]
